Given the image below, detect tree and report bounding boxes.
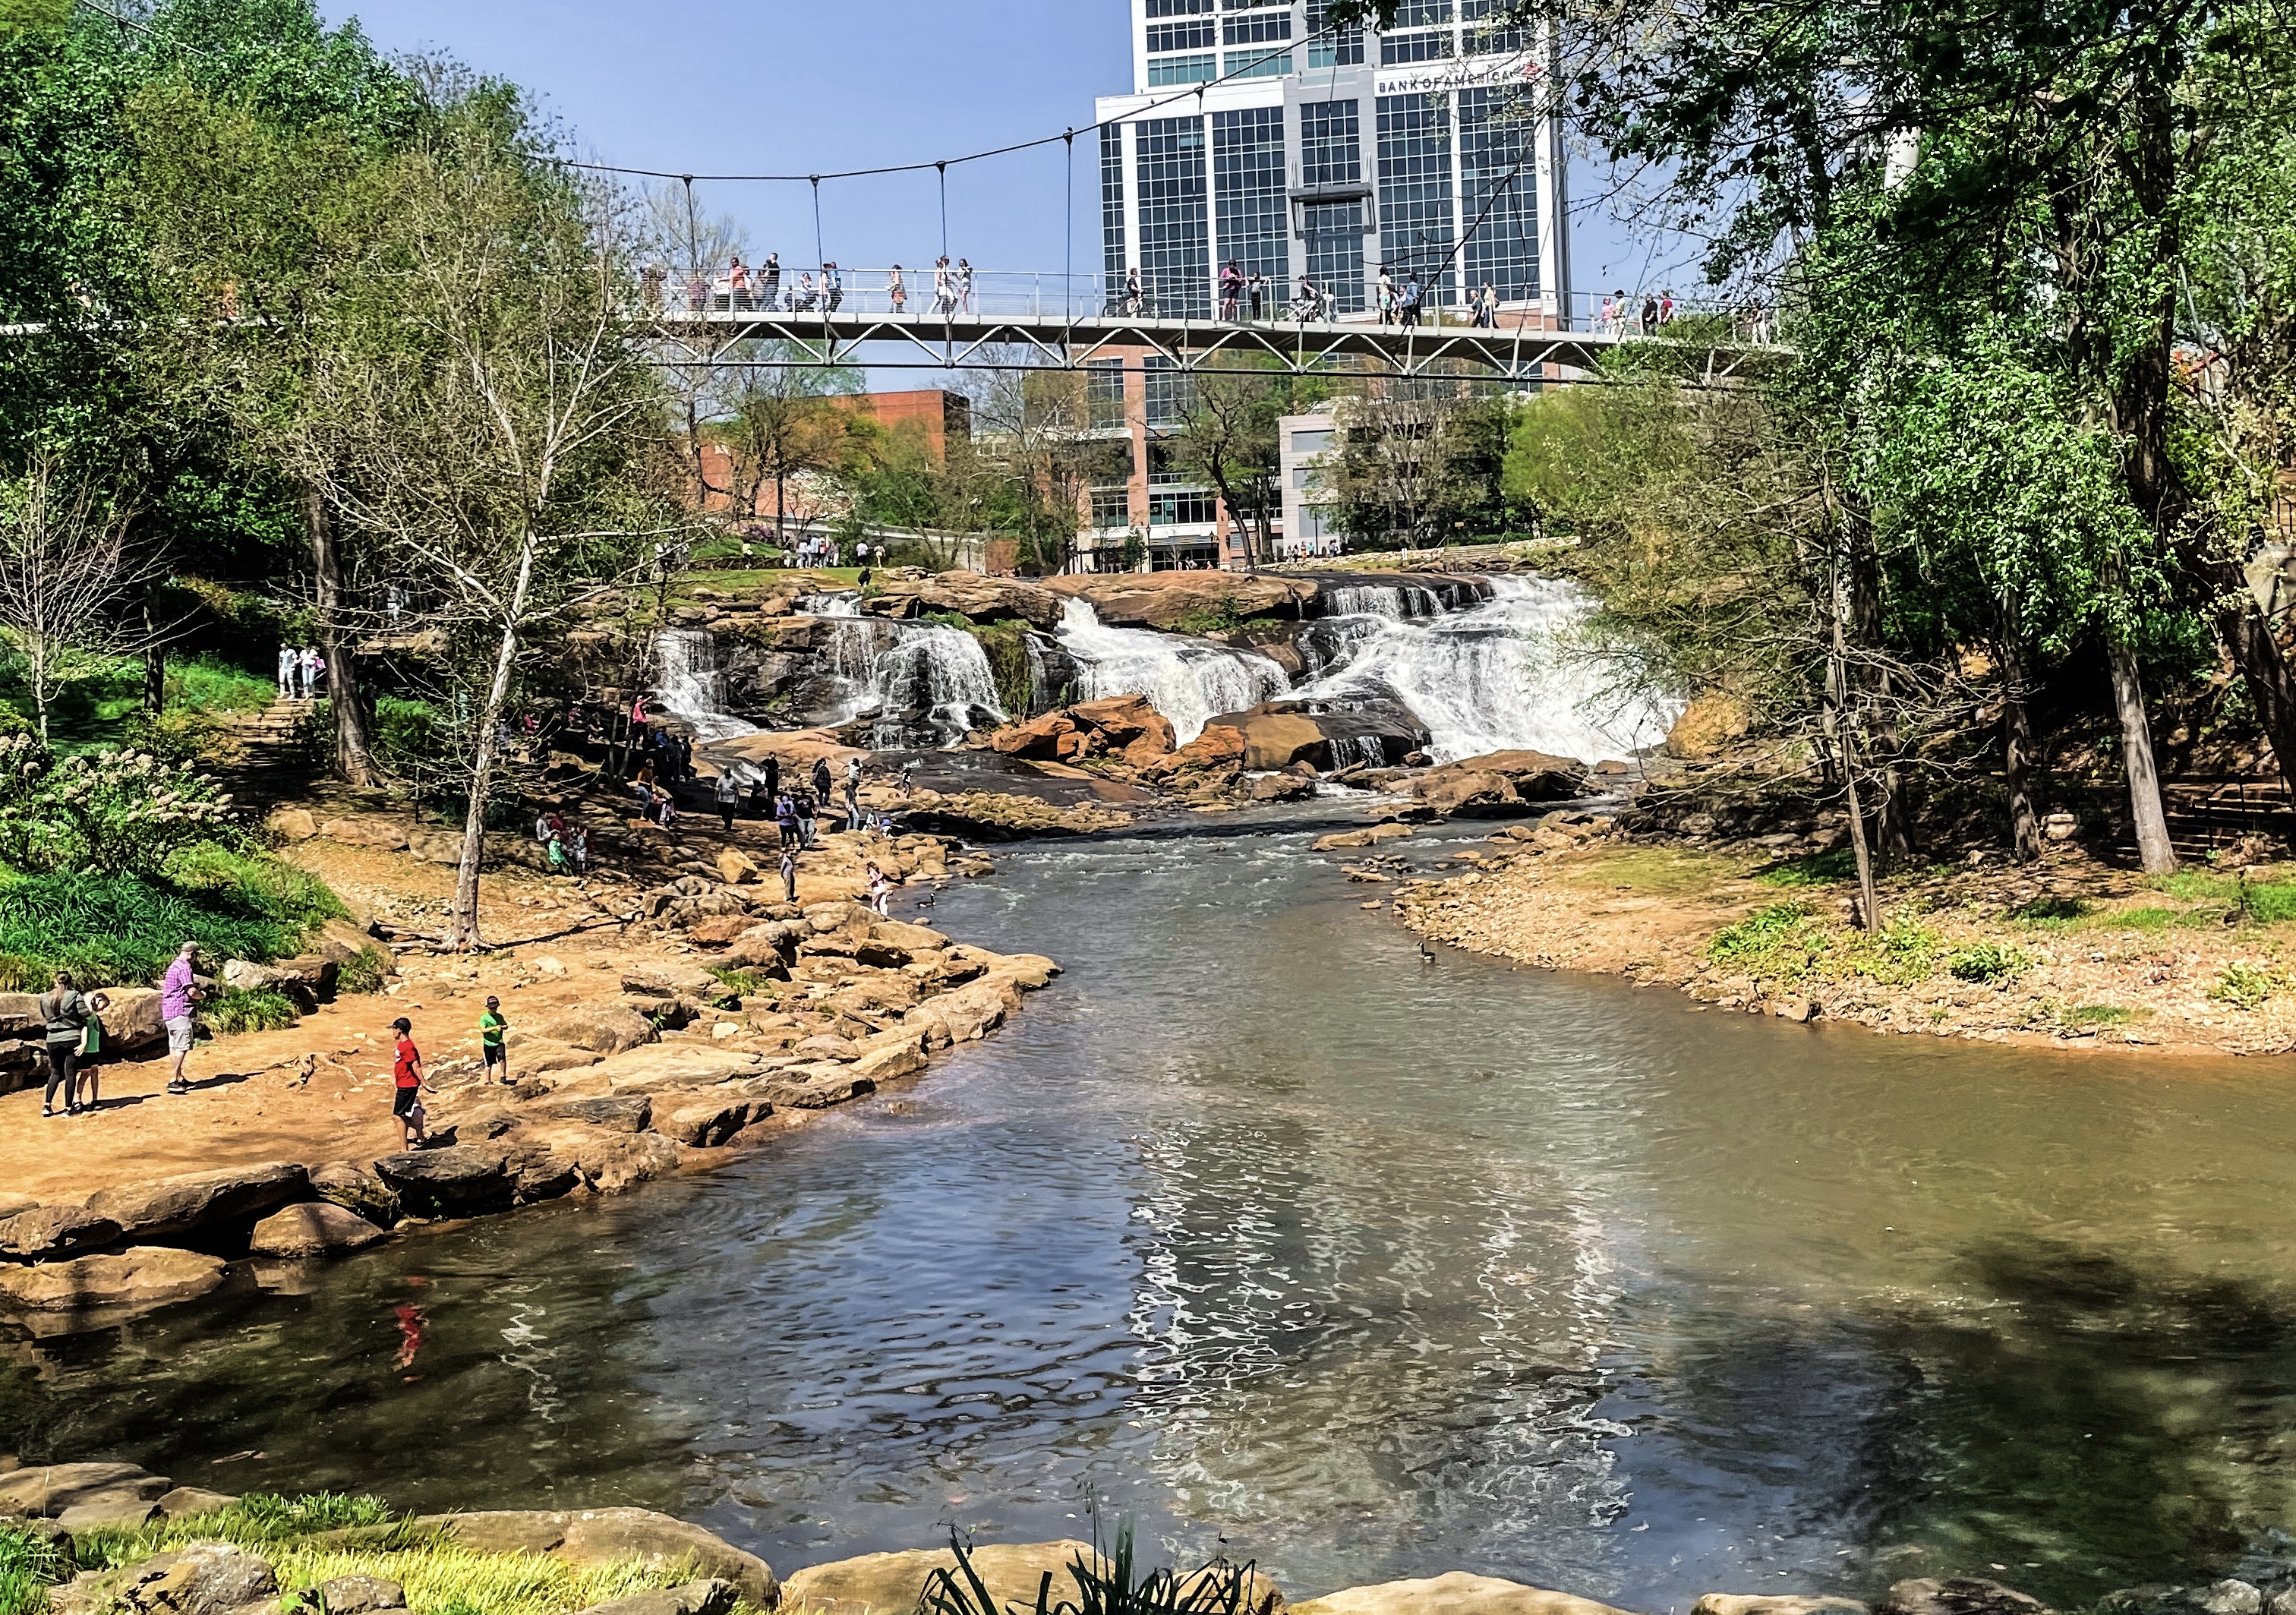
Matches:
[307,100,672,949]
[1175,368,1289,572]
[0,457,162,741]
[722,359,866,548]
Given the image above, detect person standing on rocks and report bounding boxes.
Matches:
[390,1015,428,1150]
[77,992,109,1112]
[811,755,832,802]
[480,995,509,1085]
[39,970,89,1118]
[844,757,863,831]
[775,790,797,847]
[161,940,200,1096]
[780,844,799,904]
[714,769,742,832]
[794,786,818,850]
[762,754,781,806]
[866,861,891,917]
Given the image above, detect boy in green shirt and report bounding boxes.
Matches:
[480,996,509,1084]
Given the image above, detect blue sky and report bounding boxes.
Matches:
[319,0,1696,299]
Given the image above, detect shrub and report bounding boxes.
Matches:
[338,947,392,995]
[2211,961,2277,1011]
[1948,941,2032,983]
[205,986,301,1036]
[2241,882,2296,924]
[2066,1004,2139,1026]
[1,1521,70,1615]
[1754,847,1855,887]
[1170,600,1244,638]
[919,1523,1274,1615]
[0,734,238,875]
[166,656,276,715]
[0,855,338,990]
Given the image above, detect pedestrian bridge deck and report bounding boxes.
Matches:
[646,307,1758,380]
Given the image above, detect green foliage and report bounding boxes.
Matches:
[166,654,276,714]
[1169,601,1243,638]
[1754,847,1855,886]
[1708,902,1830,976]
[964,622,1037,720]
[1947,940,2032,983]
[0,733,239,874]
[0,1519,69,1615]
[0,848,339,990]
[919,1525,1275,1615]
[2066,1003,2140,1026]
[337,945,391,995]
[2212,961,2278,1011]
[705,966,768,1001]
[205,984,300,1034]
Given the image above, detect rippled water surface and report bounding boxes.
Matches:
[12,822,2296,1610]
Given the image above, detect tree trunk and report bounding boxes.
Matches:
[1826,591,1880,932]
[2109,641,2178,874]
[449,539,538,951]
[308,484,379,787]
[1998,631,2042,863]
[142,602,165,716]
[2200,557,2296,803]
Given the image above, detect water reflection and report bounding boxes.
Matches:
[7,824,2296,1611]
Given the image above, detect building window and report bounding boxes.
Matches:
[1458,86,1538,301]
[1223,49,1292,76]
[1148,53,1217,85]
[1461,2,1525,52]
[1377,93,1457,307]
[1304,0,1364,65]
[1146,0,1213,11]
[1144,358,1195,427]
[1146,19,1216,52]
[1379,30,1454,63]
[1300,200,1367,312]
[1296,503,1333,538]
[1090,487,1132,529]
[1099,125,1126,295]
[1213,106,1288,289]
[1291,427,1334,455]
[1136,118,1210,319]
[1150,490,1219,526]
[1222,10,1291,42]
[1085,359,1126,427]
[1298,97,1361,186]
[1392,0,1452,21]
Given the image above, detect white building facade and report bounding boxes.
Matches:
[1093,0,1572,324]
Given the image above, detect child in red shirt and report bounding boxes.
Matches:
[390,1015,428,1150]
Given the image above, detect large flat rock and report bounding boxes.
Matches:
[417,1509,774,1607]
[248,1202,390,1258]
[371,1148,513,1218]
[0,1462,172,1519]
[84,1162,310,1241]
[782,1542,1114,1615]
[0,1248,226,1317]
[0,1204,125,1262]
[1290,1575,1635,1615]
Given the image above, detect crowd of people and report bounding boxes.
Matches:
[1591,289,1770,343]
[642,254,982,319]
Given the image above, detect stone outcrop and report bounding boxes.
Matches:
[419,1509,776,1607]
[84,1163,310,1243]
[1879,1582,2053,1615]
[539,1006,660,1055]
[782,1542,1113,1615]
[990,696,1175,770]
[1290,1575,1631,1615]
[310,1161,403,1227]
[115,1545,278,1615]
[578,1582,739,1615]
[1695,1599,1869,1615]
[0,1248,226,1314]
[371,1148,514,1219]
[246,1202,390,1258]
[0,1462,172,1519]
[0,1204,126,1262]
[1039,572,1317,629]
[1410,750,1590,816]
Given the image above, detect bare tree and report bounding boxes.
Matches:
[314,115,676,950]
[0,458,163,742]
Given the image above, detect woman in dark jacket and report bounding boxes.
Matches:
[41,970,89,1118]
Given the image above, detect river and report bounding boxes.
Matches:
[9,817,2296,1610]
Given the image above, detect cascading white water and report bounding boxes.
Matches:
[801,596,1003,745]
[1054,598,1291,745]
[651,629,759,741]
[1321,582,1446,620]
[1300,575,1676,764]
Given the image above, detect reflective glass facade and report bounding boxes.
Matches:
[1099,124,1126,295]
[1136,118,1211,319]
[1377,93,1457,304]
[1458,87,1538,299]
[1213,106,1289,288]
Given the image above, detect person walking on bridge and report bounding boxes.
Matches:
[933,257,954,317]
[957,258,975,314]
[888,264,907,313]
[823,262,844,314]
[1247,270,1266,321]
[1377,270,1396,326]
[1124,266,1143,315]
[1219,261,1243,322]
[762,252,781,310]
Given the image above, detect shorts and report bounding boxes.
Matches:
[393,1084,421,1117]
[166,1015,195,1055]
[483,1045,507,1071]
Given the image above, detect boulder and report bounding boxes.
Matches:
[310,1161,402,1227]
[116,1545,277,1615]
[84,1162,310,1242]
[316,1576,407,1615]
[585,1046,760,1094]
[0,1248,225,1316]
[371,1148,513,1219]
[0,1204,125,1262]
[654,1097,752,1149]
[0,993,43,1038]
[420,1508,774,1608]
[1880,1582,2053,1615]
[156,1487,240,1519]
[620,963,722,1000]
[2097,1588,2260,1615]
[408,830,465,866]
[551,1096,653,1134]
[247,1202,390,1259]
[1665,690,1751,759]
[96,988,167,1055]
[850,1040,926,1085]
[1313,824,1414,851]
[0,1462,172,1519]
[715,847,763,885]
[575,1582,739,1615]
[872,920,950,952]
[58,1497,163,1531]
[1411,750,1589,817]
[572,1132,682,1194]
[1695,1601,1866,1615]
[1289,1576,1626,1615]
[503,1143,584,1203]
[782,1542,1116,1615]
[266,807,319,842]
[539,1006,658,1055]
[319,816,411,852]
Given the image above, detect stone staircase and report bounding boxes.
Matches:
[209,699,320,809]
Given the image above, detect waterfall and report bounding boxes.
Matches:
[1320,582,1446,620]
[802,598,1004,746]
[1053,598,1292,745]
[1299,576,1674,764]
[652,629,759,741]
